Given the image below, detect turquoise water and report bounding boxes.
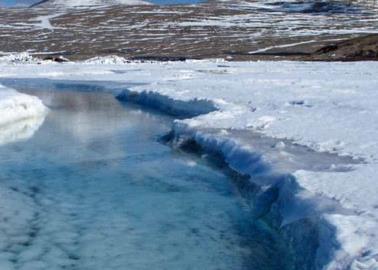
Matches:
[0,86,292,270]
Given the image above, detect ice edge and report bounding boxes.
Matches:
[0,84,48,127]
[116,88,371,270]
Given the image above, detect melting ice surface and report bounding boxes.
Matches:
[0,85,292,270]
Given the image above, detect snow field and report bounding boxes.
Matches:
[0,56,377,269]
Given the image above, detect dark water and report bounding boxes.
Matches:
[0,83,293,270]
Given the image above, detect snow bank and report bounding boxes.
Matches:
[117,90,217,117]
[0,85,48,128]
[0,53,71,65]
[0,117,46,146]
[84,55,130,65]
[0,60,378,269]
[0,53,40,65]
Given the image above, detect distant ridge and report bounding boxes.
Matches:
[30,0,50,7]
[30,0,151,7]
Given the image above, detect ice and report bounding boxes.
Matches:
[0,59,378,268]
[0,89,292,270]
[32,14,64,30]
[0,83,47,146]
[84,55,130,65]
[0,53,40,65]
[0,117,46,146]
[0,84,47,128]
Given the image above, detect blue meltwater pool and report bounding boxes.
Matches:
[0,86,293,270]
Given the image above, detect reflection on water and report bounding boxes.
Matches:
[0,88,293,270]
[31,89,141,142]
[0,113,46,146]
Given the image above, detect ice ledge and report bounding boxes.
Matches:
[117,90,217,118]
[0,84,48,128]
[117,88,378,270]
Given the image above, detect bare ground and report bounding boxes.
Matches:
[0,1,377,61]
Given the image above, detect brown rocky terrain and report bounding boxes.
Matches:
[314,34,378,60]
[0,0,377,61]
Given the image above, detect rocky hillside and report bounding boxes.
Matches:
[31,0,151,7]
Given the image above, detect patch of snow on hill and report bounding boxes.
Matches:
[0,53,40,65]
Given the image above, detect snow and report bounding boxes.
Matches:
[0,57,378,269]
[32,14,63,30]
[0,85,48,267]
[168,11,378,37]
[0,116,46,146]
[0,84,48,131]
[0,53,40,64]
[84,55,130,64]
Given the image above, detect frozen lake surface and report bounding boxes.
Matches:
[0,83,293,270]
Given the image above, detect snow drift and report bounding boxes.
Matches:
[0,85,48,128]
